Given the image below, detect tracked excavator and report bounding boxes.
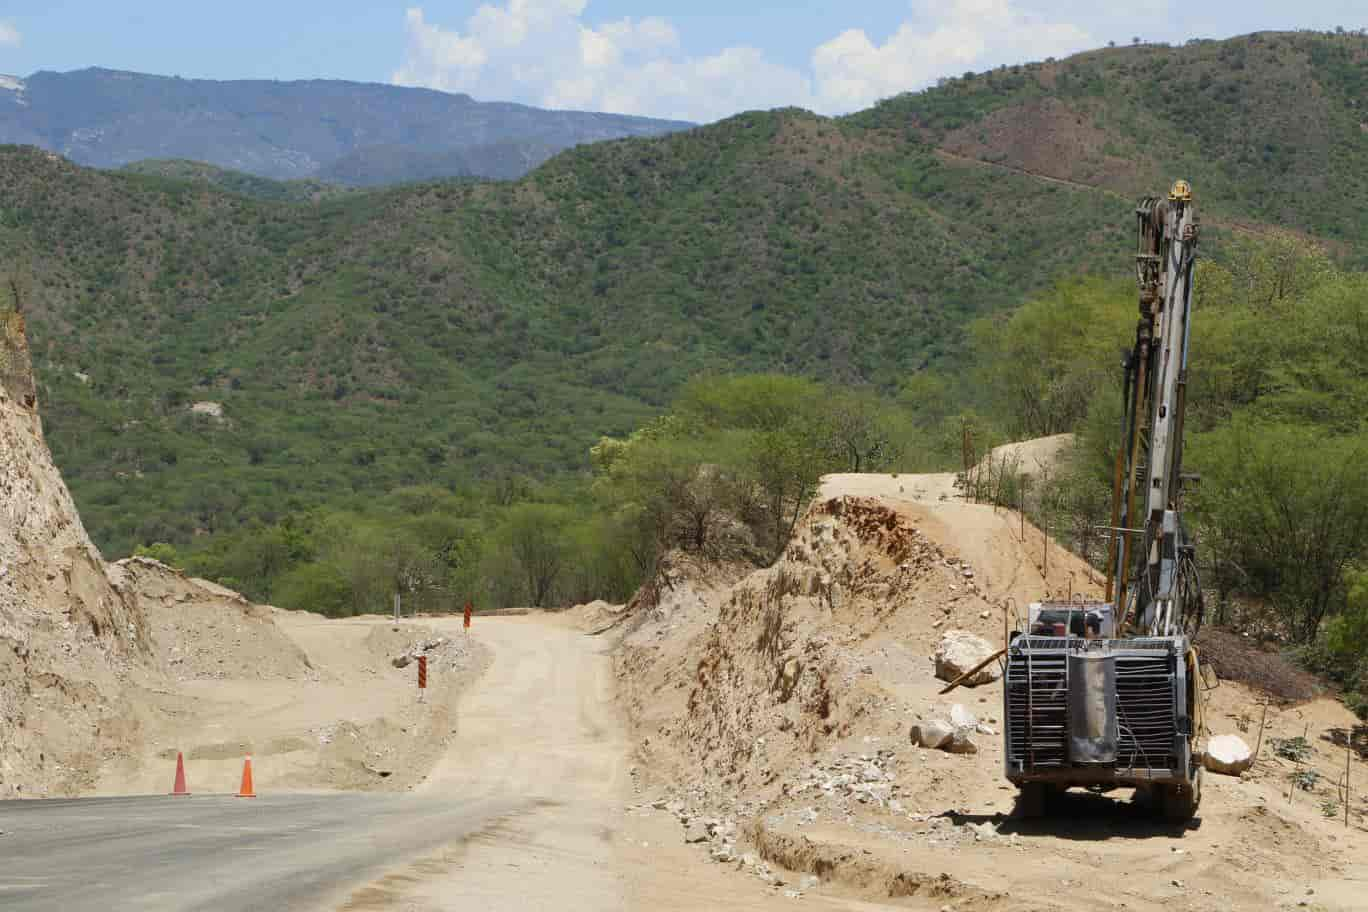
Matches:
[1003,181,1207,821]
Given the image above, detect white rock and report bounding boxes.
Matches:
[1204,734,1255,776]
[911,719,955,749]
[970,821,998,841]
[934,630,1001,686]
[949,704,978,729]
[189,401,225,419]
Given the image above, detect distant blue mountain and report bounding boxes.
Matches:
[0,68,692,184]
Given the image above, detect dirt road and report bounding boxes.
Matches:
[338,615,886,911]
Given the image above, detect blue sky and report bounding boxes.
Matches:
[1,2,1366,121]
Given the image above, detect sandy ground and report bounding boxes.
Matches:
[97,612,488,796]
[333,613,893,911]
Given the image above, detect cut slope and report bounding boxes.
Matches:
[0,308,151,796]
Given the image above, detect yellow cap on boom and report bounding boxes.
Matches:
[1168,179,1193,202]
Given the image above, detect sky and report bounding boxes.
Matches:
[1,1,1366,122]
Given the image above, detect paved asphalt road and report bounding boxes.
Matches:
[0,792,524,911]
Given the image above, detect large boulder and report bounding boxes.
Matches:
[934,630,1001,686]
[1204,734,1254,776]
[911,719,955,749]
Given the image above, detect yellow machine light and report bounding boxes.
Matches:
[1169,179,1193,202]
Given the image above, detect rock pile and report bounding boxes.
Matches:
[911,703,994,754]
[783,750,902,810]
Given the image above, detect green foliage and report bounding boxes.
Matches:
[592,374,905,567]
[968,278,1133,438]
[1292,769,1321,792]
[856,31,1368,254]
[1305,571,1368,718]
[1190,422,1368,641]
[119,160,355,203]
[1271,736,1313,763]
[132,542,183,569]
[490,503,572,608]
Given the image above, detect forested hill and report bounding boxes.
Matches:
[856,29,1368,249]
[4,29,1368,555]
[0,67,691,184]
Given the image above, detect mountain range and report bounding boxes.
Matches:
[3,30,1367,554]
[0,67,692,184]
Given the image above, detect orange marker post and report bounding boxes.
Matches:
[417,655,428,703]
[463,600,473,633]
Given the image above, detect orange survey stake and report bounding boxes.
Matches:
[463,600,472,631]
[417,655,427,689]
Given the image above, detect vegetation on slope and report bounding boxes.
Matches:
[119,160,356,203]
[3,30,1368,573]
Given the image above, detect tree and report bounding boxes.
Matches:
[821,388,904,472]
[969,278,1133,438]
[594,427,750,563]
[496,503,572,608]
[745,424,829,560]
[1191,422,1368,641]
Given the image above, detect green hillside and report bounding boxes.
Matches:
[119,160,356,203]
[4,29,1368,556]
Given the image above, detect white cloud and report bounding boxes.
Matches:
[393,3,811,122]
[0,21,22,48]
[392,1,1095,122]
[812,1,1093,112]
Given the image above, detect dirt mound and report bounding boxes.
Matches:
[616,470,1367,910]
[109,557,311,680]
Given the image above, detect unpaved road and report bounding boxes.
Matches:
[340,614,880,911]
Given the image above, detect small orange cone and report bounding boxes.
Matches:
[235,756,256,798]
[170,751,190,796]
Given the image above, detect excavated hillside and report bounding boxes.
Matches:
[0,307,153,796]
[612,469,1368,910]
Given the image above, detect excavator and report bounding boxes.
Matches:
[1003,181,1206,820]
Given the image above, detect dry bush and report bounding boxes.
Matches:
[1196,628,1322,703]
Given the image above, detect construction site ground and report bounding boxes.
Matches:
[4,445,1366,909]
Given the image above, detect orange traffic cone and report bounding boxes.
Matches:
[235,756,256,798]
[170,751,190,796]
